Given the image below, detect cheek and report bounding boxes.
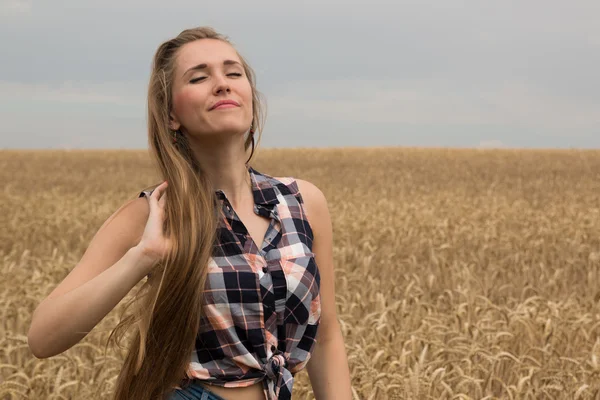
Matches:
[243,85,254,113]
[243,83,253,102]
[173,90,203,119]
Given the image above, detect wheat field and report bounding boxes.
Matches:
[2,147,600,399]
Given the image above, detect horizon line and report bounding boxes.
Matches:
[2,145,600,152]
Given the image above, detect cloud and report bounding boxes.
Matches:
[478,140,505,149]
[0,0,31,16]
[0,81,145,106]
[266,78,600,132]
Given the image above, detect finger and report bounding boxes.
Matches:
[158,192,166,208]
[151,181,168,201]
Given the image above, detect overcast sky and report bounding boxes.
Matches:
[1,0,599,149]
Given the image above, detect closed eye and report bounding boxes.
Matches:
[190,73,243,84]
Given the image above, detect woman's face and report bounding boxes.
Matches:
[169,39,253,139]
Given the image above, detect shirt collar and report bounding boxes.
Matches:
[214,164,280,207]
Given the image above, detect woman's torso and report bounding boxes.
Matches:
[144,167,321,400]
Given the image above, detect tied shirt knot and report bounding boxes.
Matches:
[263,347,293,399]
[265,353,288,381]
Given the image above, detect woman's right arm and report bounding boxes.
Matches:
[27,184,168,359]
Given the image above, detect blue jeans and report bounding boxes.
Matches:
[168,380,227,400]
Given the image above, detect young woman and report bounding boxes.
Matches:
[27,26,352,400]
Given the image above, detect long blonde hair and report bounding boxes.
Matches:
[105,26,266,400]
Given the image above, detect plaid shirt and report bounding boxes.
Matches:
[139,165,321,400]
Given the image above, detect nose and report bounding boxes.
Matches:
[213,73,231,95]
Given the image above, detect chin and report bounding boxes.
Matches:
[215,124,251,136]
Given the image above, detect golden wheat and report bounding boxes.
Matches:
[2,147,600,399]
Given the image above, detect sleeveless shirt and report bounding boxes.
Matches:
[138,165,322,400]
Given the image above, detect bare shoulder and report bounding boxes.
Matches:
[292,178,330,233]
[273,177,327,213]
[94,195,150,242]
[105,196,150,243]
[294,179,327,206]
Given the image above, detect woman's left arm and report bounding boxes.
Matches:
[296,179,353,400]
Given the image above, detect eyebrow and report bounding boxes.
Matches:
[182,59,242,79]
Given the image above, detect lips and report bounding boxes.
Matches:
[209,100,240,110]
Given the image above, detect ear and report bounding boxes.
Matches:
[168,112,181,131]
